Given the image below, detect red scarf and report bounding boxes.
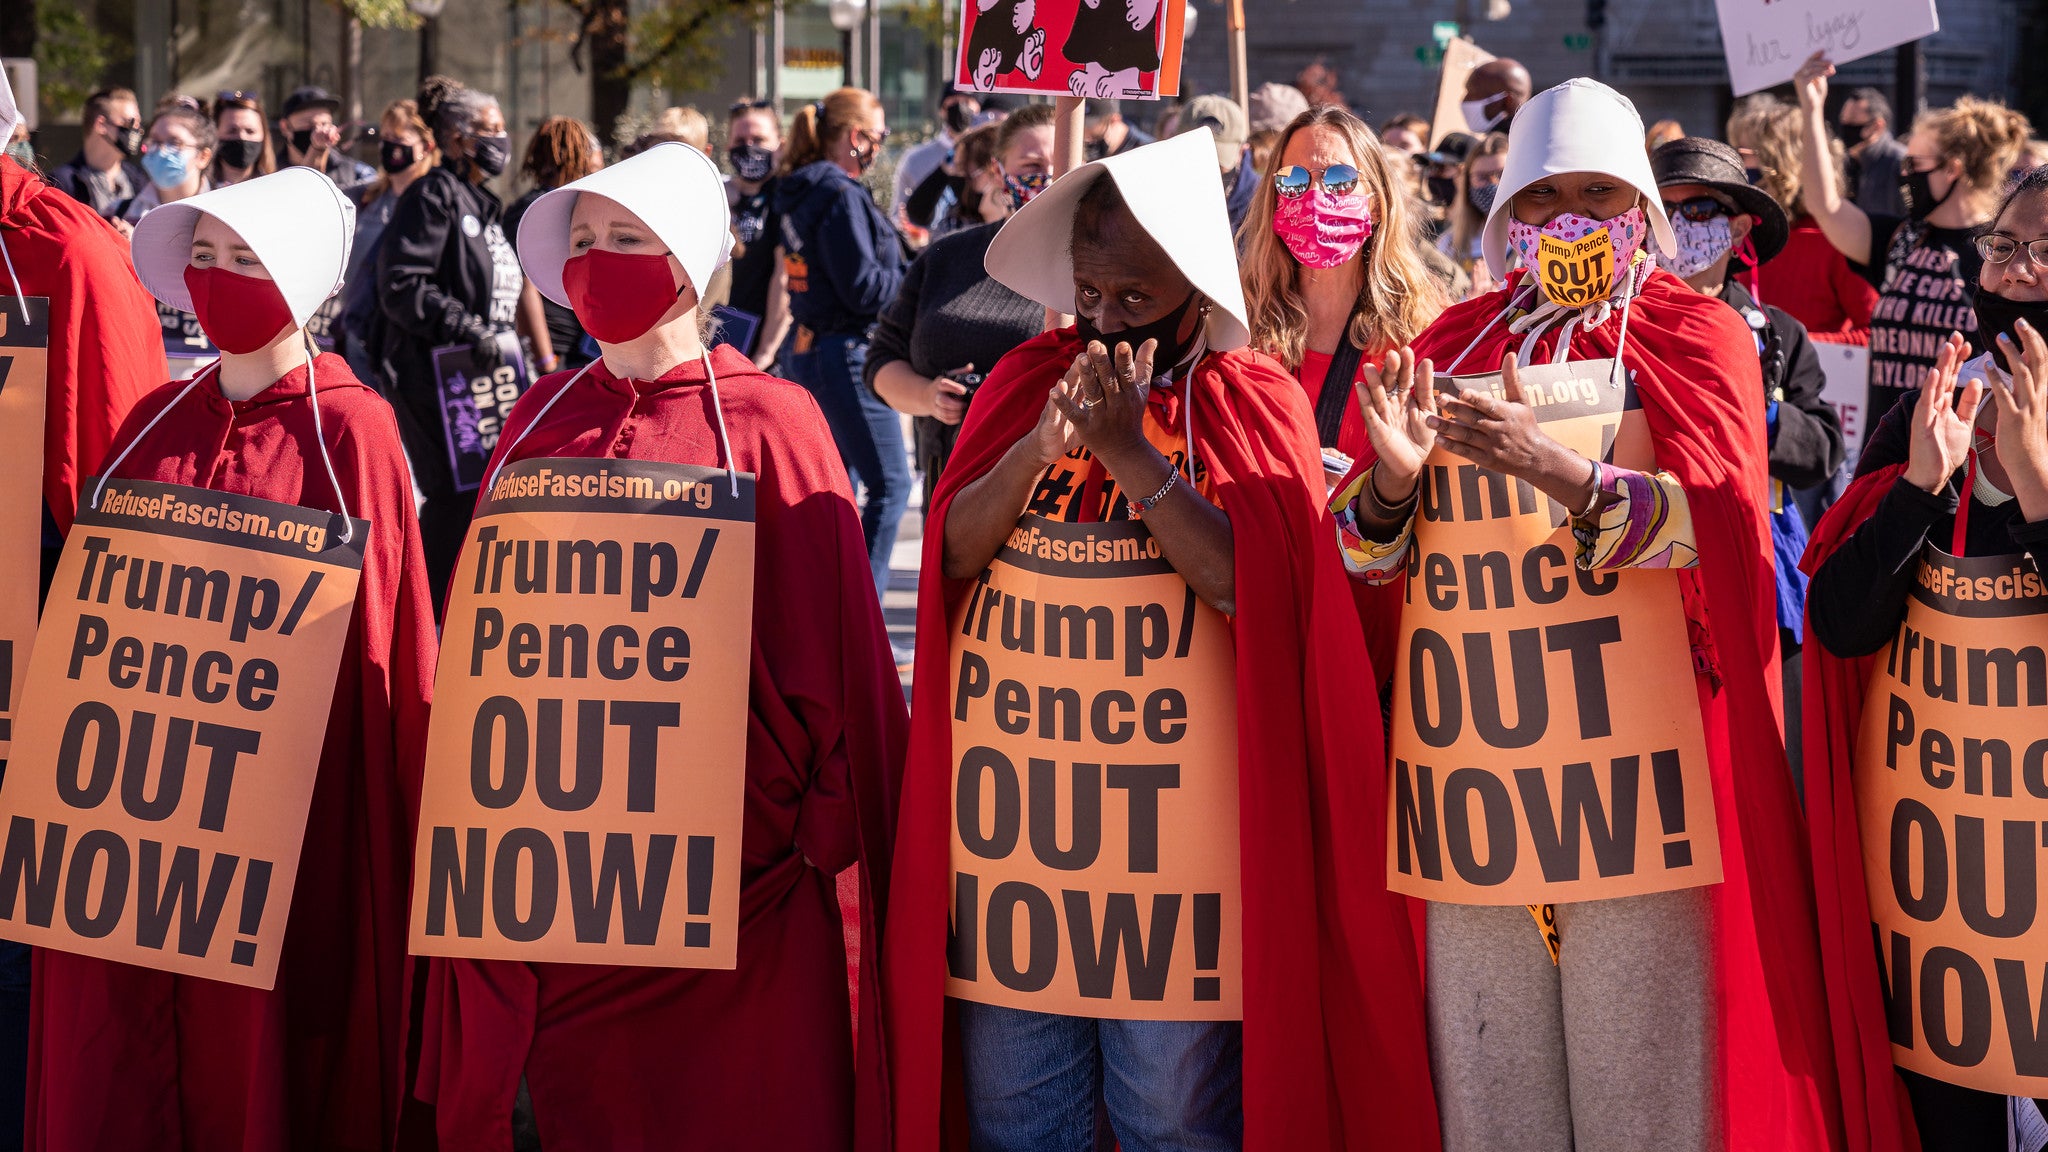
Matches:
[882,330,1440,1151]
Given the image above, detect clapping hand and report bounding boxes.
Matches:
[1904,332,1984,494]
[1989,320,2048,513]
[1355,347,1437,504]
[1047,339,1157,474]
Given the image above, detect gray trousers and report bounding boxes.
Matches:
[1426,887,1719,1152]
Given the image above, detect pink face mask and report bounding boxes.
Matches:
[1272,187,1374,269]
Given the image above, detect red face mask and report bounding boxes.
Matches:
[561,247,686,345]
[183,265,294,354]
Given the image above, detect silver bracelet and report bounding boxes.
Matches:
[1574,458,1606,519]
[1128,467,1180,520]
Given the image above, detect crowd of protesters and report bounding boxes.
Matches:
[3,42,2048,1152]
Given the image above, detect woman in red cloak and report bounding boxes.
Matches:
[26,167,437,1151]
[1803,168,2048,1152]
[412,141,905,1152]
[1332,79,1842,1151]
[882,128,1439,1151]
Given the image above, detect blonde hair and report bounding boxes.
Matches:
[1240,106,1449,368]
[655,105,710,153]
[1726,95,1837,219]
[1447,132,1510,271]
[781,88,880,175]
[1916,96,2032,193]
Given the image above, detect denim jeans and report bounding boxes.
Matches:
[787,329,910,595]
[955,1000,1243,1152]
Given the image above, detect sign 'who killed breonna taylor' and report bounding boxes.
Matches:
[1856,546,2048,1097]
[948,515,1242,1020]
[1387,360,1721,905]
[411,458,754,969]
[0,478,365,989]
[0,298,49,762]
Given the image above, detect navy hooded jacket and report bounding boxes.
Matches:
[774,159,907,335]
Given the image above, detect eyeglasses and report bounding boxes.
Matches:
[728,98,774,115]
[1976,234,2048,266]
[1663,195,1733,223]
[1274,163,1360,197]
[215,90,261,107]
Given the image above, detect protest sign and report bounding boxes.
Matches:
[434,335,533,493]
[709,305,762,359]
[157,300,219,379]
[0,299,48,762]
[304,295,343,354]
[1431,38,1496,145]
[1386,360,1721,905]
[1715,0,1939,96]
[1814,341,1871,463]
[411,458,754,969]
[1855,547,2048,1096]
[954,0,1184,101]
[946,516,1241,1020]
[0,478,365,989]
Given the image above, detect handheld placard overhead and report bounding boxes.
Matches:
[984,127,1250,353]
[129,166,357,328]
[516,142,734,309]
[1481,78,1676,280]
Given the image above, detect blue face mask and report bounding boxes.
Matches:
[142,145,190,190]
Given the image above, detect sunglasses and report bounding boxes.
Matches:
[728,99,774,115]
[1663,195,1732,223]
[215,90,261,107]
[1274,163,1360,198]
[1976,234,2048,266]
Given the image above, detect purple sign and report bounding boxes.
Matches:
[433,334,532,492]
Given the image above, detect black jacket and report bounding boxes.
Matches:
[47,153,146,219]
[1723,279,1844,491]
[775,160,906,335]
[374,162,516,491]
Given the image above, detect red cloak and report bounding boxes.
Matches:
[1343,268,1845,1151]
[883,330,1441,1152]
[414,344,906,1152]
[0,156,165,534]
[27,353,437,1151]
[1799,462,1922,1152]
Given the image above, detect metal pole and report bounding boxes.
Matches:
[135,0,167,105]
[841,28,855,87]
[868,0,882,102]
[1226,0,1247,110]
[1894,40,1926,121]
[770,0,785,106]
[752,19,767,98]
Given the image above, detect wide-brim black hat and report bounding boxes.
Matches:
[1650,136,1789,265]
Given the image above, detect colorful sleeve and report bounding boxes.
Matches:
[1571,462,1699,570]
[1331,463,1416,584]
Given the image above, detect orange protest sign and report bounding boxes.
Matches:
[947,516,1240,1020]
[0,298,49,762]
[1386,360,1720,905]
[0,478,365,989]
[1855,547,2048,1096]
[411,458,753,969]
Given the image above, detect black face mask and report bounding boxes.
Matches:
[1426,175,1457,208]
[216,138,265,170]
[729,143,775,183]
[107,123,143,157]
[943,102,975,135]
[470,134,511,177]
[1076,290,1202,375]
[1833,119,1871,149]
[1901,164,1955,222]
[1468,182,1498,216]
[380,140,416,174]
[289,128,316,155]
[1972,287,2048,373]
[1084,138,1109,163]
